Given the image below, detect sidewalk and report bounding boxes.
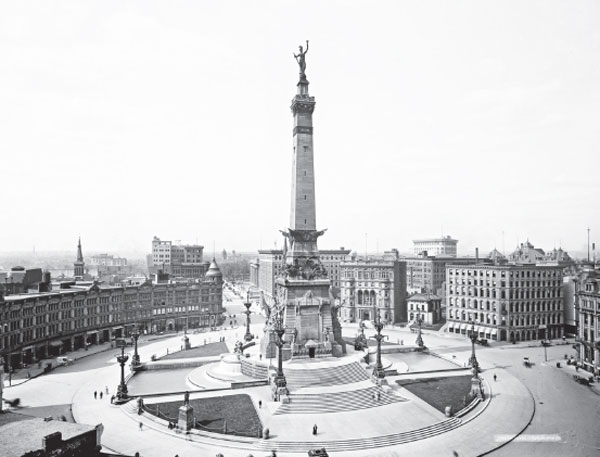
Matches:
[2,342,116,388]
[71,361,534,456]
[544,356,600,396]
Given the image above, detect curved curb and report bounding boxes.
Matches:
[478,378,536,456]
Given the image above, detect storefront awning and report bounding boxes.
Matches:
[475,326,483,334]
[448,322,455,329]
[460,323,468,330]
[490,329,498,335]
[49,340,63,348]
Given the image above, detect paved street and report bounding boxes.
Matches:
[3,291,599,457]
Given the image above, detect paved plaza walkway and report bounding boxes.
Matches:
[71,349,534,457]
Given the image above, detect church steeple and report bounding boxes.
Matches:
[76,237,83,262]
[74,237,85,278]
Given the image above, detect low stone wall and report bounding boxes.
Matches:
[139,356,220,371]
[240,358,270,379]
[231,379,269,389]
[380,345,422,354]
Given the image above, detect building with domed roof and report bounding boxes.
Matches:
[205,258,223,279]
[545,247,574,266]
[507,240,546,264]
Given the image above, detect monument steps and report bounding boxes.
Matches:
[274,385,402,415]
[121,401,138,415]
[254,416,462,452]
[284,361,369,390]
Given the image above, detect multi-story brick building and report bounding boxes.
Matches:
[404,254,474,294]
[317,248,351,289]
[339,253,407,324]
[407,293,442,325]
[151,237,206,279]
[576,273,600,375]
[0,259,223,371]
[255,249,285,304]
[446,264,564,342]
[413,236,458,257]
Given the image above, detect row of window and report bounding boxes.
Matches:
[448,269,560,278]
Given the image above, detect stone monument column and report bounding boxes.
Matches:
[259,43,346,360]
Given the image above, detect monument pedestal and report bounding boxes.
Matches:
[469,375,484,400]
[178,405,194,432]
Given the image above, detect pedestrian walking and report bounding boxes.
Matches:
[377,392,381,401]
[493,374,497,382]
[100,391,103,399]
[94,391,97,399]
[258,400,262,408]
[139,421,143,431]
[110,395,115,404]
[105,386,109,394]
[312,424,318,435]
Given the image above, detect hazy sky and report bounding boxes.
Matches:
[1,1,599,257]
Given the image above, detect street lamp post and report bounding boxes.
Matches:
[372,310,386,379]
[273,312,287,390]
[115,344,129,404]
[468,322,480,372]
[3,353,11,387]
[243,293,253,342]
[130,327,141,370]
[544,326,548,362]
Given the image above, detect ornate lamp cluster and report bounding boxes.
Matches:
[372,309,386,379]
[115,343,129,404]
[272,307,287,389]
[131,327,141,369]
[468,321,480,372]
[243,292,254,342]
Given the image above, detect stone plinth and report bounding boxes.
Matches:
[470,375,484,400]
[331,343,343,357]
[178,405,194,432]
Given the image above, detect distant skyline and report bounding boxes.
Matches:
[1,1,599,256]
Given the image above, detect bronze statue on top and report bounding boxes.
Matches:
[294,40,309,78]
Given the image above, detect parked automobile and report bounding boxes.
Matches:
[56,356,74,366]
[573,375,591,386]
